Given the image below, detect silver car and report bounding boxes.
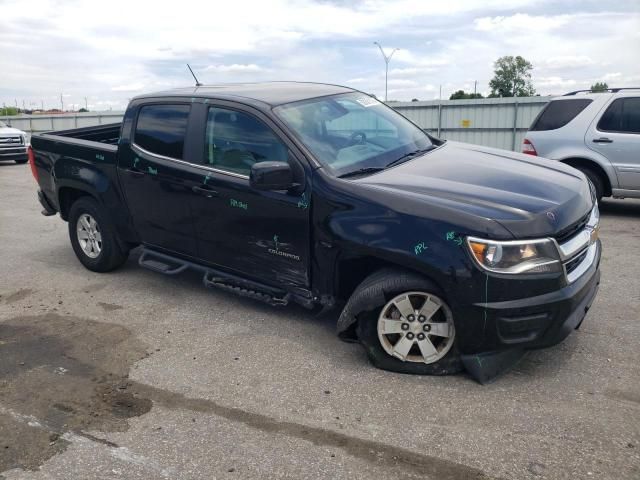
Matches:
[522,88,640,202]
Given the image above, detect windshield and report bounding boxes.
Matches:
[274,93,433,177]
[0,121,7,128]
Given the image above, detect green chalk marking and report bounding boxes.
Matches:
[229,198,248,210]
[95,154,105,161]
[446,231,463,246]
[147,166,158,175]
[414,242,428,255]
[133,157,140,168]
[203,173,212,185]
[273,235,280,251]
[297,192,309,209]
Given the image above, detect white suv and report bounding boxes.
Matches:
[523,88,640,202]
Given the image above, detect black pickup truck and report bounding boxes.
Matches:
[30,82,601,382]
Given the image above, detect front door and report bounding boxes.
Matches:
[587,95,640,190]
[188,104,311,288]
[118,103,202,257]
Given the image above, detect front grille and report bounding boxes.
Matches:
[565,248,589,275]
[0,136,23,149]
[555,211,590,243]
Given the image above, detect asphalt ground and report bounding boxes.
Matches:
[1,161,639,479]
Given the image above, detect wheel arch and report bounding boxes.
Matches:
[57,185,99,221]
[334,257,446,342]
[559,157,613,197]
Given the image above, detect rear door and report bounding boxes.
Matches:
[587,95,640,190]
[118,102,203,257]
[188,102,311,288]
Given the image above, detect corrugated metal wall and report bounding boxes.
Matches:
[2,112,125,142]
[3,96,551,152]
[391,96,551,151]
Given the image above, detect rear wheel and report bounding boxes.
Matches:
[68,197,128,272]
[355,269,462,375]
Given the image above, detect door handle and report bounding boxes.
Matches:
[592,137,613,144]
[125,168,145,177]
[192,185,219,198]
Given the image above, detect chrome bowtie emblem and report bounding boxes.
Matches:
[546,211,556,222]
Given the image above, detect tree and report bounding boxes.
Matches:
[79,108,89,112]
[449,90,484,100]
[0,106,19,116]
[489,55,536,97]
[590,82,609,92]
[411,98,419,102]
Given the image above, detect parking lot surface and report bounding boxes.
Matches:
[1,161,639,479]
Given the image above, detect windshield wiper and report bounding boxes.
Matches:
[338,167,386,178]
[385,147,435,169]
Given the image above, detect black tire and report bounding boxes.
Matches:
[354,268,463,375]
[579,167,605,203]
[68,196,128,272]
[14,158,28,164]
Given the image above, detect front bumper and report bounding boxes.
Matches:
[460,240,601,382]
[0,147,28,161]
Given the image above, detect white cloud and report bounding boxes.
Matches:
[540,55,596,69]
[205,64,264,73]
[111,83,145,92]
[0,0,638,107]
[535,76,578,88]
[474,13,570,33]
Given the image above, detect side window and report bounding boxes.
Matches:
[204,107,288,176]
[598,98,640,134]
[530,99,592,131]
[134,104,190,159]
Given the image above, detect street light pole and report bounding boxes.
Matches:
[373,42,399,102]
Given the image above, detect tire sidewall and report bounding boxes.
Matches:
[581,168,604,203]
[356,271,462,375]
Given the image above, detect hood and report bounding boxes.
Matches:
[355,141,593,238]
[0,126,25,136]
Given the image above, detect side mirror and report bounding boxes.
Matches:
[250,161,294,191]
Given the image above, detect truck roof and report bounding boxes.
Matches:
[133,81,356,107]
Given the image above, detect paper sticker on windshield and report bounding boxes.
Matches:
[355,96,380,108]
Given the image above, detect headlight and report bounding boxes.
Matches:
[467,237,562,274]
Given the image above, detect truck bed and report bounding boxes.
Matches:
[49,123,121,145]
[31,123,124,219]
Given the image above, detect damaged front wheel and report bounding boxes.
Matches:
[355,270,462,375]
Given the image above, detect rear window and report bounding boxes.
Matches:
[530,99,592,131]
[134,104,191,159]
[598,98,640,134]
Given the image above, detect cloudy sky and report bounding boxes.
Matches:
[1,0,639,111]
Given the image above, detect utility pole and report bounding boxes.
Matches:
[373,42,399,102]
[41,100,44,111]
[84,97,88,111]
[60,93,64,112]
[474,80,477,96]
